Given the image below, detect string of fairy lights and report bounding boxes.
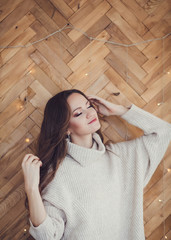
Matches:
[1,23,170,238]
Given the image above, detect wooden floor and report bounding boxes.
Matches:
[0,0,171,239]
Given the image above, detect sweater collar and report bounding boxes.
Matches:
[66,133,105,167]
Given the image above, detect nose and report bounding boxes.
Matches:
[86,107,94,119]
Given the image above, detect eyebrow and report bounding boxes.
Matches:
[72,100,89,113]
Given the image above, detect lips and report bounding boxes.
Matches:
[88,118,97,124]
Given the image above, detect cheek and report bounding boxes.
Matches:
[69,118,85,132]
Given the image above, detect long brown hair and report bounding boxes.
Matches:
[25,89,103,208]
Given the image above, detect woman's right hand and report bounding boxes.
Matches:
[21,154,42,194]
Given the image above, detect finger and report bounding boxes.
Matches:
[32,159,40,164]
[25,155,39,165]
[22,154,34,163]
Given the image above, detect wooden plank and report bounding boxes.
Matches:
[143,0,170,29]
[0,197,26,237]
[30,50,72,90]
[141,73,171,102]
[153,101,171,122]
[105,67,146,107]
[150,19,171,38]
[50,0,74,18]
[1,27,36,65]
[68,0,111,42]
[68,0,103,26]
[144,198,171,237]
[85,74,110,96]
[0,0,36,36]
[107,44,147,80]
[0,13,35,51]
[0,68,35,112]
[0,0,24,22]
[106,23,148,66]
[106,8,147,51]
[0,151,26,188]
[68,0,88,12]
[34,0,56,18]
[68,15,111,57]
[143,82,171,116]
[103,81,133,108]
[29,80,53,113]
[0,47,34,97]
[0,101,34,142]
[30,20,72,63]
[103,125,124,143]
[144,184,171,222]
[108,0,148,36]
[0,174,24,207]
[29,124,41,139]
[105,52,147,96]
[142,49,170,74]
[29,65,61,95]
[142,36,171,61]
[68,44,110,85]
[30,5,72,49]
[73,60,109,92]
[142,56,171,86]
[29,40,72,79]
[143,170,171,208]
[29,109,43,128]
[146,215,171,240]
[1,212,29,240]
[121,0,148,22]
[0,99,23,128]
[0,118,34,164]
[68,30,110,71]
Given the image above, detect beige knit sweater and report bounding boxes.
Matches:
[29,104,171,240]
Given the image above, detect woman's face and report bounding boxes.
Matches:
[67,93,101,137]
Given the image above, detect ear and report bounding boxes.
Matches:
[67,130,71,135]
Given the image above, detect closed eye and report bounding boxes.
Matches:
[74,105,93,117]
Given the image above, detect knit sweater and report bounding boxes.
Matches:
[29,104,171,240]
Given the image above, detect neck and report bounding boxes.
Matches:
[70,134,93,148]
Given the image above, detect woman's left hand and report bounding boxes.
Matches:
[87,95,131,116]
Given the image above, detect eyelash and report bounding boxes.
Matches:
[74,105,93,117]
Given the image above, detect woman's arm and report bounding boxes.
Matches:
[22,154,66,240]
[22,154,47,226]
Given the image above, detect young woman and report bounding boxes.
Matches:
[22,89,171,240]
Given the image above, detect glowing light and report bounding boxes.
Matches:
[25,138,30,143]
[157,102,162,106]
[158,199,162,202]
[165,236,167,239]
[167,168,171,172]
[85,73,88,76]
[167,71,170,74]
[24,228,27,232]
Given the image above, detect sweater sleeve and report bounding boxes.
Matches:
[107,104,171,187]
[29,200,66,240]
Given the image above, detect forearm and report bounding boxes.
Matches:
[27,188,47,227]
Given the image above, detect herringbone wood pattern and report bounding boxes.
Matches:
[0,0,171,239]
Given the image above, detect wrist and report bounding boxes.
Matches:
[26,186,40,197]
[119,106,129,116]
[110,105,130,116]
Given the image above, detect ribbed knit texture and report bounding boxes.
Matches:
[29,104,171,240]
